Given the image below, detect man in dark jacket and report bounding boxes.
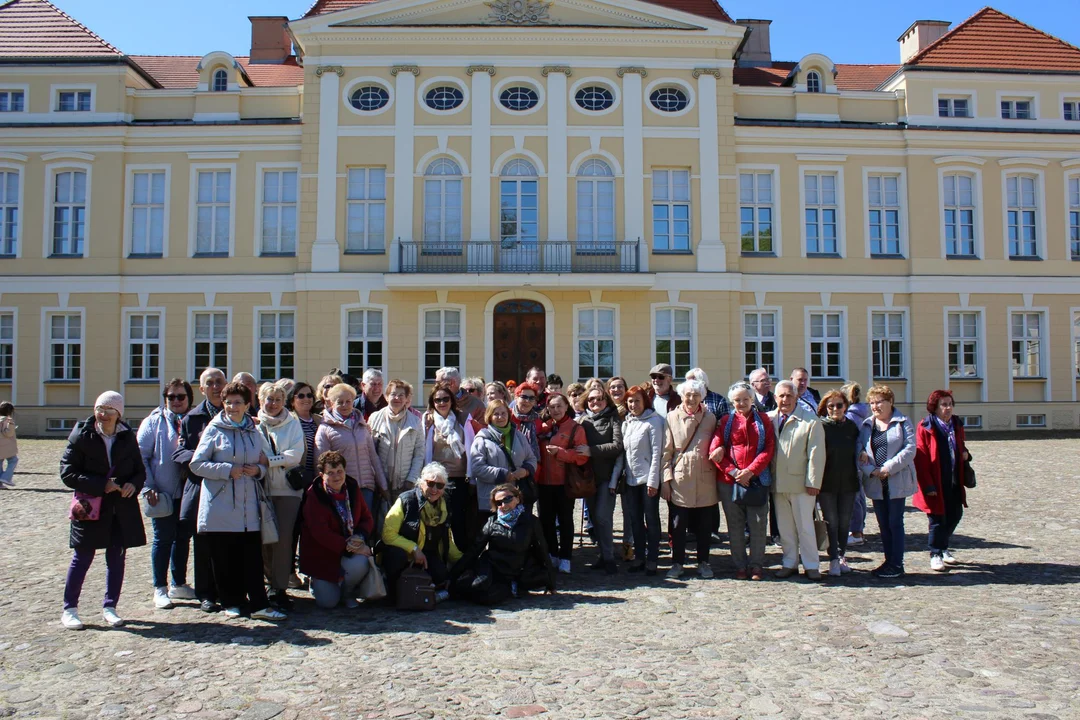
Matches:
[172,367,225,611]
[750,368,778,412]
[791,367,820,413]
[354,368,388,420]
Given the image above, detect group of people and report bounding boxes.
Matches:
[48,361,973,630]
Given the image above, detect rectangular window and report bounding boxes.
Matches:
[651,169,691,252]
[261,169,298,255]
[871,311,905,379]
[0,170,18,256]
[739,172,774,254]
[0,90,24,112]
[1075,312,1080,379]
[809,311,843,379]
[804,173,838,255]
[52,170,86,256]
[57,90,91,112]
[577,307,615,381]
[575,177,614,249]
[947,311,980,378]
[424,309,460,382]
[742,311,777,378]
[49,314,81,381]
[868,174,901,256]
[1000,99,1032,119]
[654,307,692,378]
[0,313,12,381]
[195,170,230,255]
[943,173,976,257]
[1007,175,1038,258]
[127,313,161,381]
[258,311,295,382]
[1065,101,1080,121]
[130,171,165,256]
[959,415,982,430]
[1069,177,1079,260]
[937,97,970,118]
[1016,414,1046,428]
[1010,312,1042,378]
[346,168,387,252]
[192,311,228,379]
[346,309,384,377]
[46,418,77,432]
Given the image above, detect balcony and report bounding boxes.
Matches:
[397,240,640,273]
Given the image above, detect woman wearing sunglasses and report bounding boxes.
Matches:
[580,385,624,575]
[423,382,481,549]
[288,382,321,487]
[469,400,537,527]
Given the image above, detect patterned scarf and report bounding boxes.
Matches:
[930,414,957,464]
[496,504,525,528]
[328,407,358,429]
[326,483,354,537]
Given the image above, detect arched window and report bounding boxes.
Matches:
[500,159,538,247]
[576,159,615,250]
[212,68,229,92]
[423,158,462,250]
[806,70,822,94]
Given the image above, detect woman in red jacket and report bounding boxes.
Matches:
[708,382,775,581]
[299,450,375,609]
[913,389,970,573]
[536,392,589,575]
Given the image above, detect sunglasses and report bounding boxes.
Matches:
[587,396,605,404]
[295,392,314,399]
[494,496,515,506]
[650,374,666,380]
[434,396,452,404]
[427,482,447,490]
[826,402,846,409]
[519,395,537,401]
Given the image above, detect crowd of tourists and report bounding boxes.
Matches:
[36,361,973,630]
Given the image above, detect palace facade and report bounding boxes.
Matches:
[1,0,1079,433]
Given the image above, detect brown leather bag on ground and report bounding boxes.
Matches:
[396,566,436,610]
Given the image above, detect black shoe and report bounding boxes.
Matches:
[200,600,221,613]
[589,558,605,571]
[627,562,646,573]
[604,560,617,575]
[270,591,293,611]
[876,565,905,579]
[644,569,657,577]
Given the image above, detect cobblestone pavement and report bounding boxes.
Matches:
[1,438,1078,720]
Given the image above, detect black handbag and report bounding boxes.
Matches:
[963,451,976,489]
[733,476,769,507]
[499,443,537,507]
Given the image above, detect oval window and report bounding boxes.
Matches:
[499,86,539,112]
[650,87,689,113]
[350,85,390,111]
[575,85,614,112]
[424,86,465,111]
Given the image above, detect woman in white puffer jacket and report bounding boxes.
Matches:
[617,383,666,576]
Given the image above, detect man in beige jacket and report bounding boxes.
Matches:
[768,380,826,580]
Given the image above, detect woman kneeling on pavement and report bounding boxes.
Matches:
[300,451,375,609]
[451,484,556,604]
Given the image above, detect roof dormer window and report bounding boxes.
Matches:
[806,71,822,93]
[938,96,971,118]
[57,90,91,112]
[212,68,228,93]
[1000,98,1032,120]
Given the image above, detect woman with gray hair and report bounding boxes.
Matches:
[685,368,731,419]
[708,381,776,580]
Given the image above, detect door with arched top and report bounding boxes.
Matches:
[492,300,545,383]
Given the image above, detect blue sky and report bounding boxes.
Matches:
[50,0,1080,63]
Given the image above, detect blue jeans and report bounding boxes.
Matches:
[150,503,192,589]
[872,492,907,570]
[622,484,661,566]
[0,455,16,484]
[585,486,616,562]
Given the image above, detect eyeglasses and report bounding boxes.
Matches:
[433,396,452,404]
[165,393,187,401]
[519,395,536,401]
[94,406,119,416]
[494,495,515,506]
[295,392,314,400]
[426,482,447,490]
[826,403,846,410]
[468,388,481,395]
[650,374,666,381]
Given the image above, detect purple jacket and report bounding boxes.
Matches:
[314,410,387,493]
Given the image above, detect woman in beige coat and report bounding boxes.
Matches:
[661,379,718,580]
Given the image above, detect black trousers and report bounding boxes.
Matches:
[382,529,451,592]
[204,531,268,611]
[537,484,575,560]
[192,531,216,602]
[669,504,718,565]
[445,477,474,551]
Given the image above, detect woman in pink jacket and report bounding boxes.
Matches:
[314,383,388,515]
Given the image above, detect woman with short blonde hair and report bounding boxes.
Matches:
[314,381,387,513]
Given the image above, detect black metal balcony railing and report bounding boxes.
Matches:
[398,240,640,273]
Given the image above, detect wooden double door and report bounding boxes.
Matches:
[492,300,545,384]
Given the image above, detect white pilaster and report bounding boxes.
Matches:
[391,70,417,272]
[621,72,646,271]
[696,71,725,271]
[470,70,492,244]
[546,71,568,242]
[311,69,341,272]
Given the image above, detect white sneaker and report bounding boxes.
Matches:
[154,587,174,609]
[930,554,946,572]
[847,533,865,547]
[251,607,286,621]
[558,559,571,575]
[168,584,196,600]
[698,564,714,579]
[223,606,243,619]
[828,558,842,577]
[0,476,14,488]
[61,608,84,630]
[666,563,684,580]
[838,556,853,574]
[102,607,124,627]
[942,550,958,565]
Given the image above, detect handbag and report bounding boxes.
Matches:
[254,478,279,545]
[396,566,436,610]
[69,492,102,522]
[358,565,388,601]
[140,489,173,519]
[565,461,596,500]
[733,477,769,507]
[261,424,308,491]
[498,443,537,507]
[814,504,829,552]
[962,449,976,489]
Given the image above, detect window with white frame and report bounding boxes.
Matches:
[947,311,980,378]
[1069,177,1079,260]
[49,314,81,381]
[868,174,902,256]
[194,170,231,255]
[212,69,228,93]
[871,311,905,379]
[809,311,843,379]
[1073,312,1080,378]
[739,172,774,254]
[127,313,161,381]
[346,309,384,377]
[937,96,971,118]
[654,307,692,378]
[0,312,12,382]
[0,170,18,256]
[1006,174,1039,258]
[423,159,462,250]
[499,159,539,247]
[51,170,86,256]
[652,169,690,253]
[192,311,228,379]
[346,167,386,252]
[1009,311,1043,378]
[258,311,295,382]
[1000,99,1033,119]
[577,307,615,381]
[576,159,615,250]
[806,71,822,94]
[56,90,91,112]
[260,169,297,255]
[1016,414,1046,428]
[742,310,777,378]
[129,170,165,256]
[0,90,24,112]
[424,309,461,382]
[943,173,977,257]
[804,173,838,255]
[1065,100,1080,121]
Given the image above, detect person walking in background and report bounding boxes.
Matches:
[60,392,146,630]
[914,389,972,572]
[0,401,18,488]
[841,381,870,548]
[816,390,861,577]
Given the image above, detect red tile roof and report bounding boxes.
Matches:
[302,0,732,23]
[129,56,305,89]
[733,62,899,91]
[0,0,122,58]
[907,7,1080,72]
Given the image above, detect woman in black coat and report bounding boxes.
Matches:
[450,484,555,605]
[579,385,623,574]
[60,392,146,630]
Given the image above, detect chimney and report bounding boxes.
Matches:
[735,19,772,67]
[898,19,950,63]
[249,16,291,64]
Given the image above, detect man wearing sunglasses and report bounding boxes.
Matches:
[648,363,679,416]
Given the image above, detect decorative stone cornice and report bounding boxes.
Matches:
[466,65,497,76]
[617,66,648,78]
[541,65,572,77]
[692,67,723,79]
[314,65,344,77]
[390,65,421,77]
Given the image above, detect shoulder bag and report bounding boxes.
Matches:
[358,565,388,601]
[498,442,538,507]
[68,464,114,521]
[963,449,976,489]
[140,489,173,519]
[253,476,279,545]
[564,427,596,500]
